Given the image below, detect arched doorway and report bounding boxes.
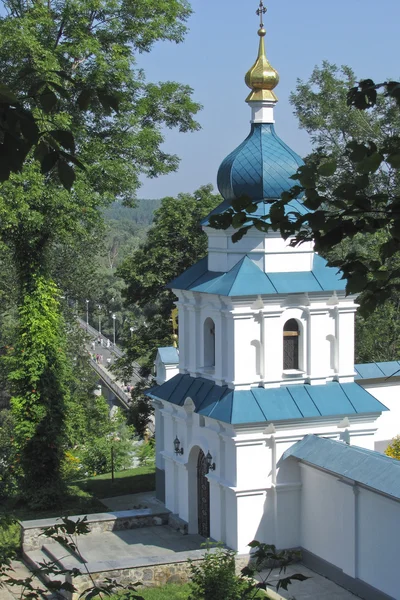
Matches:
[197,449,210,537]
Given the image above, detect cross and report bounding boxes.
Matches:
[256,1,267,28]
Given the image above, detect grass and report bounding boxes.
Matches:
[136,583,191,599]
[0,464,155,554]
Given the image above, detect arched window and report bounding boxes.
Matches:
[283,319,300,370]
[203,317,215,368]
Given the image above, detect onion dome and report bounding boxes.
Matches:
[217,124,303,202]
[245,27,279,103]
[216,2,304,204]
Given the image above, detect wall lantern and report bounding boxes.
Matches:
[174,436,184,455]
[206,451,216,472]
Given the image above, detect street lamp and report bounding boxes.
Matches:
[98,304,102,335]
[130,326,134,338]
[86,299,89,329]
[112,313,116,346]
[110,435,120,483]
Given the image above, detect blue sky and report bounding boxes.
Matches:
[139,0,399,199]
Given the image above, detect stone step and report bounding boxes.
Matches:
[42,541,87,569]
[1,558,55,599]
[23,549,69,590]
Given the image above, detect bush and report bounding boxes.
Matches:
[0,410,18,500]
[188,543,252,600]
[385,435,400,459]
[136,437,155,467]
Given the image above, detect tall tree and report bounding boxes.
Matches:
[289,63,400,359]
[0,0,200,506]
[117,185,221,378]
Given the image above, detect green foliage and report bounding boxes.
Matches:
[117,185,221,378]
[135,438,155,467]
[0,410,17,500]
[75,404,135,477]
[385,435,400,460]
[6,276,69,508]
[127,380,155,439]
[137,583,191,599]
[0,514,20,561]
[188,543,252,600]
[187,541,307,600]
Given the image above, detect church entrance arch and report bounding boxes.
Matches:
[197,449,210,537]
[188,445,210,537]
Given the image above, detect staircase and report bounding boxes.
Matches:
[20,505,207,599]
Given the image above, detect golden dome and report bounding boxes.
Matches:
[245,26,279,102]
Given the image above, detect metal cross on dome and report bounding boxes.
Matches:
[256,1,267,28]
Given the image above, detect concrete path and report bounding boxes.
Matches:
[262,563,359,599]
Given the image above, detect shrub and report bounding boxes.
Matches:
[385,435,400,459]
[188,543,252,600]
[0,410,18,500]
[136,437,155,467]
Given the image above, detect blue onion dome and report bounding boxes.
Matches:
[217,123,304,202]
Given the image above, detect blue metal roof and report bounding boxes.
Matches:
[355,361,400,381]
[283,435,400,501]
[146,375,388,426]
[217,123,304,202]
[167,254,346,296]
[157,347,179,365]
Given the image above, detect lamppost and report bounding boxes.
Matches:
[110,435,120,483]
[86,299,89,329]
[130,326,134,338]
[112,313,116,346]
[98,304,102,335]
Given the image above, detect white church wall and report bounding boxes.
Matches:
[359,381,400,452]
[174,290,356,389]
[357,487,399,598]
[205,227,315,274]
[298,461,400,599]
[300,465,355,574]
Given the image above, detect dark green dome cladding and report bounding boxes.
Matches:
[217,123,304,201]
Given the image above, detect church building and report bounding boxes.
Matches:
[147,5,400,599]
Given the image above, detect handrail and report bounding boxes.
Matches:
[90,359,131,410]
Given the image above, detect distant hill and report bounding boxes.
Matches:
[103,199,161,226]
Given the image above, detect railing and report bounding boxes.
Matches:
[90,359,131,410]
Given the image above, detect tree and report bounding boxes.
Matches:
[289,63,400,359]
[0,0,201,506]
[117,185,221,378]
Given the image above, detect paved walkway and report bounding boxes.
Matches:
[264,563,359,599]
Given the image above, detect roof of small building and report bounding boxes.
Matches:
[283,434,400,501]
[217,123,304,202]
[146,374,387,426]
[167,254,346,296]
[355,361,400,381]
[156,347,179,365]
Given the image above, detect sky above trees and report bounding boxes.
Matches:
[138,0,400,199]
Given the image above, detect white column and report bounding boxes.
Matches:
[186,303,200,376]
[214,311,223,385]
[263,310,284,386]
[336,305,357,382]
[306,307,330,384]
